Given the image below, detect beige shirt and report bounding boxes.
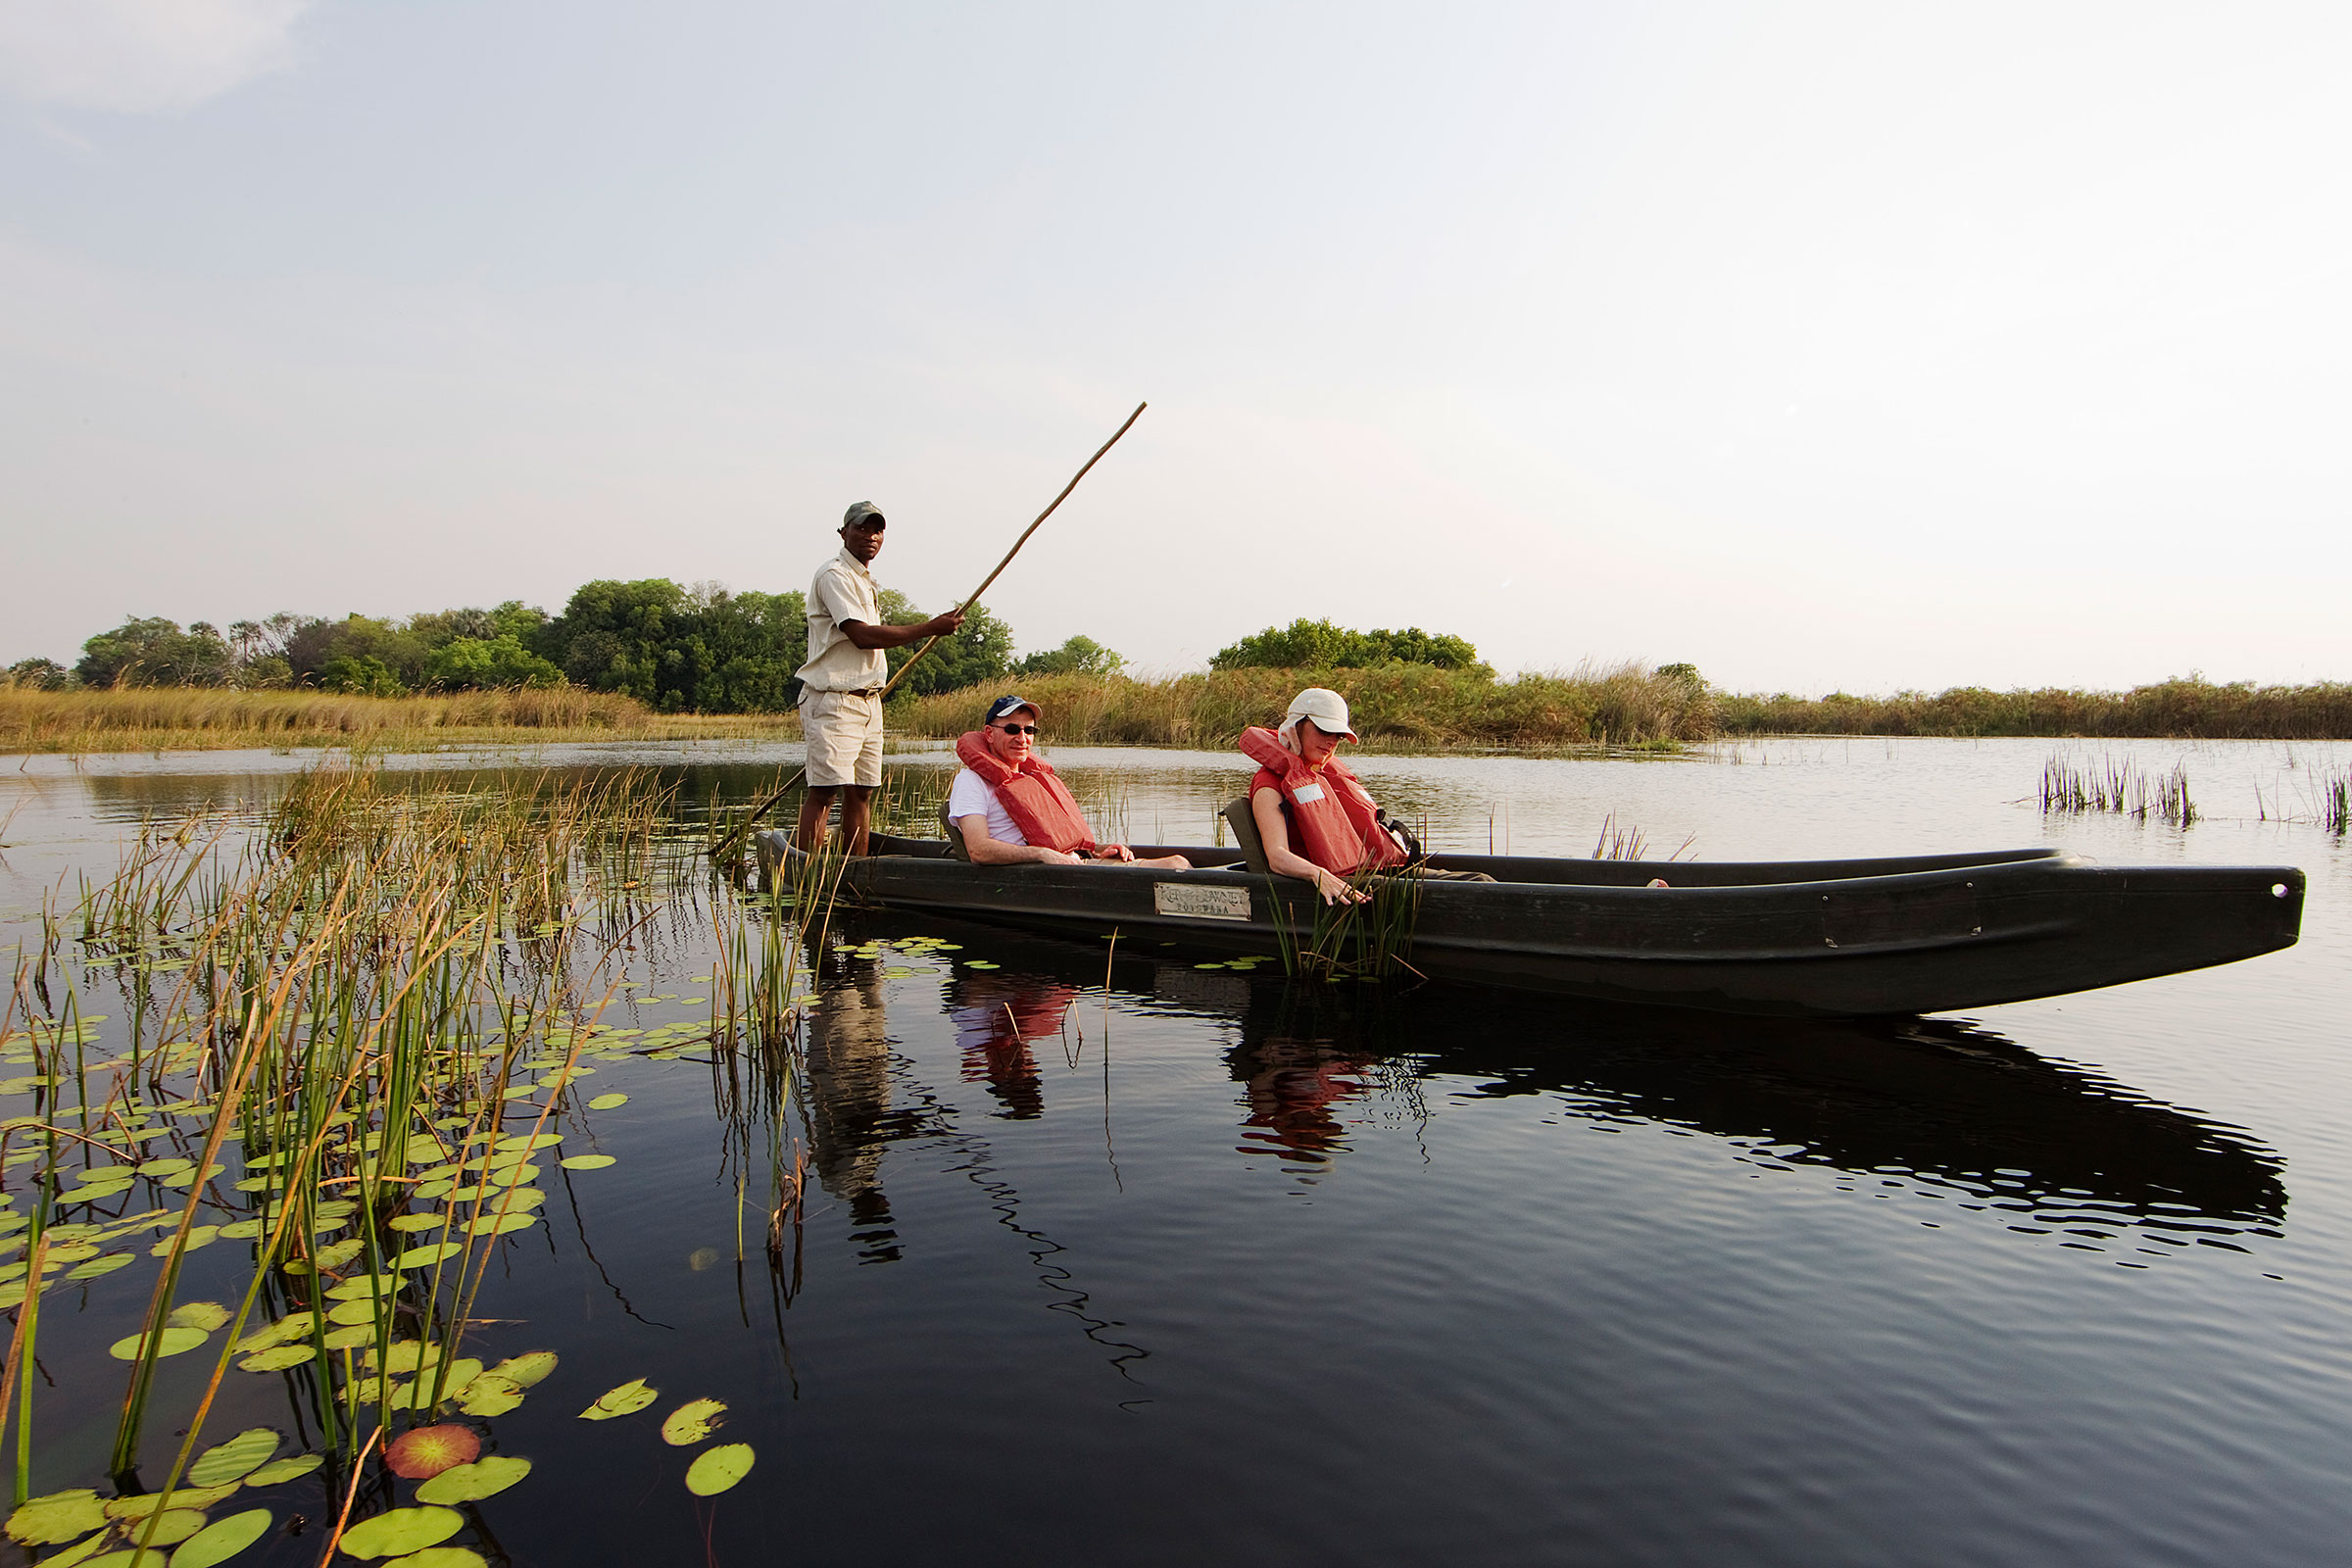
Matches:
[797,547,889,695]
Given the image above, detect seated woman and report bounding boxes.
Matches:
[1241,688,1414,905]
[949,696,1191,868]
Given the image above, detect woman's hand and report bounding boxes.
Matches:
[1095,843,1137,862]
[1313,868,1370,905]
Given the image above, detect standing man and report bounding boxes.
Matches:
[795,502,964,854]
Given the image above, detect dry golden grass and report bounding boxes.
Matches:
[0,686,801,754]
[893,662,1717,750]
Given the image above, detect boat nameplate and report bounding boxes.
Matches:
[1154,882,1251,922]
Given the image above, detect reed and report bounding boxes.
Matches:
[0,761,827,1561]
[2038,753,2198,825]
[0,686,799,755]
[1721,678,2352,740]
[895,662,1719,751]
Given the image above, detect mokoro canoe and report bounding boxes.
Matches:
[754,832,2304,1018]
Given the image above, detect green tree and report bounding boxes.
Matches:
[318,655,405,696]
[1208,618,1481,671]
[536,579,690,703]
[422,635,565,690]
[1013,635,1126,678]
[6,658,71,690]
[875,590,1014,698]
[75,618,235,687]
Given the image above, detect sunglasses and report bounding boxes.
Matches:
[995,723,1038,736]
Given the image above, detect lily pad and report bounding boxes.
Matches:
[73,1550,169,1568]
[683,1443,756,1496]
[384,1425,479,1481]
[169,1507,273,1568]
[661,1397,727,1446]
[66,1251,134,1281]
[414,1455,530,1505]
[239,1345,315,1373]
[472,1212,536,1237]
[187,1428,280,1487]
[490,1350,557,1387]
[326,1299,386,1328]
[586,1094,628,1110]
[379,1551,487,1568]
[335,1506,463,1560]
[104,1485,237,1519]
[321,1324,375,1349]
[454,1376,522,1417]
[578,1378,658,1420]
[108,1326,210,1361]
[386,1214,446,1234]
[133,1508,208,1544]
[392,1242,464,1270]
[169,1301,233,1332]
[559,1154,614,1171]
[5,1489,107,1545]
[35,1529,115,1567]
[242,1454,324,1487]
[312,1238,367,1270]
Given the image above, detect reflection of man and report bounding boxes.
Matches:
[948,696,1190,867]
[795,502,964,856]
[801,939,902,1258]
[947,972,1079,1120]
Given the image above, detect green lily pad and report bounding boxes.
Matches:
[134,1508,208,1544]
[335,1506,462,1560]
[392,1242,464,1270]
[151,1226,218,1256]
[489,1349,557,1387]
[312,1238,366,1270]
[5,1489,107,1545]
[73,1550,169,1568]
[240,1345,315,1372]
[381,1547,488,1568]
[186,1428,280,1487]
[371,1341,442,1376]
[242,1454,324,1487]
[66,1251,134,1281]
[386,1214,446,1233]
[454,1376,522,1417]
[169,1301,233,1332]
[683,1443,756,1496]
[105,1485,236,1519]
[108,1325,209,1361]
[34,1528,114,1567]
[472,1212,536,1237]
[661,1397,727,1446]
[415,1455,530,1505]
[326,1299,385,1327]
[321,1324,375,1349]
[326,1275,398,1302]
[558,1155,614,1171]
[578,1378,657,1420]
[169,1506,273,1568]
[587,1094,628,1110]
[217,1219,264,1241]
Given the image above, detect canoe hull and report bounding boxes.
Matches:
[756,835,2304,1017]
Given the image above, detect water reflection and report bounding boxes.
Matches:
[796,921,2286,1258]
[799,937,919,1262]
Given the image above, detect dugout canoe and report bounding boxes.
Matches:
[753,832,2304,1017]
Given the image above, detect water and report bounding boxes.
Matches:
[3,736,2349,1566]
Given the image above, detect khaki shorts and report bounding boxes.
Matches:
[800,689,884,788]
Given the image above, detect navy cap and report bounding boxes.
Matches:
[985,695,1041,724]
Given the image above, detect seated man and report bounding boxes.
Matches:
[949,697,1191,868]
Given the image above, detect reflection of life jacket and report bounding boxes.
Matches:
[954,731,1098,855]
[1237,726,1408,876]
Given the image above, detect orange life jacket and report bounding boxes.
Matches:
[1237,726,1408,876]
[954,731,1098,856]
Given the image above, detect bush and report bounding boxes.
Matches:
[6,658,71,691]
[422,635,564,691]
[1013,635,1126,679]
[1209,618,1484,672]
[75,618,235,688]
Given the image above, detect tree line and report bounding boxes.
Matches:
[7,580,1129,712]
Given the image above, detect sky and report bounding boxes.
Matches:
[4,1,2348,695]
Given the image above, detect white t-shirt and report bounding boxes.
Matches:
[947,768,1025,846]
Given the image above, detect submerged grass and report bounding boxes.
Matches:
[0,763,822,1562]
[2039,753,2198,825]
[0,686,798,755]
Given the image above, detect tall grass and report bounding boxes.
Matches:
[1720,678,2352,740]
[896,662,1718,750]
[2039,754,2198,825]
[0,764,827,1560]
[0,686,799,754]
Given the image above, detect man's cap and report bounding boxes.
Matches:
[985,695,1042,724]
[842,501,886,528]
[1282,687,1357,743]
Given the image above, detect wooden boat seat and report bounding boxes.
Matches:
[1221,797,1272,874]
[939,801,972,861]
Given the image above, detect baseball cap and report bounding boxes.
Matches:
[842,501,886,528]
[985,695,1042,724]
[1281,687,1357,743]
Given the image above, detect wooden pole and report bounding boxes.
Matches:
[710,401,1149,861]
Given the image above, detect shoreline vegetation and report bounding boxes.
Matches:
[7,669,2352,757]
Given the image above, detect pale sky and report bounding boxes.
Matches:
[5,1,2348,695]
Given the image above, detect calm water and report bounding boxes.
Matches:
[4,736,2350,1567]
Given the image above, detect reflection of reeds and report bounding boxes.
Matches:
[2039,754,2197,825]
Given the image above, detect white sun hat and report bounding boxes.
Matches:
[1279,687,1358,748]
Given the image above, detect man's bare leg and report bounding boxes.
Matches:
[796,786,839,852]
[837,786,877,856]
